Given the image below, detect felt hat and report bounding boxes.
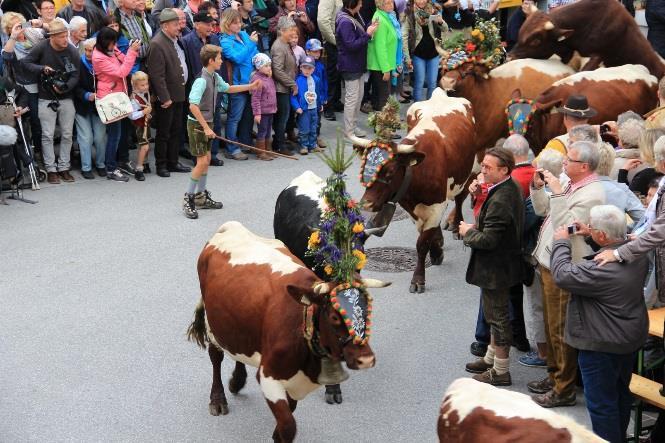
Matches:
[47,20,68,36]
[556,94,597,119]
[159,8,179,24]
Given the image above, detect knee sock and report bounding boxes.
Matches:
[493,357,510,375]
[483,345,495,365]
[197,174,207,193]
[187,176,198,195]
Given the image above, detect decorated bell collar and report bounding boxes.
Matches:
[359,141,394,188]
[329,283,372,346]
[505,98,535,136]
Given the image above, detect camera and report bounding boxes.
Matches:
[567,224,577,235]
[600,123,611,134]
[42,70,70,94]
[20,21,33,29]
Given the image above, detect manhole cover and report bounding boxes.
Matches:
[364,247,432,273]
[392,206,410,221]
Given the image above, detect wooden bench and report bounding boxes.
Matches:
[630,374,665,409]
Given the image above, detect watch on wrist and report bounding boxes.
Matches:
[613,249,623,263]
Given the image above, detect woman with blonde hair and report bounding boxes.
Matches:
[618,128,665,196]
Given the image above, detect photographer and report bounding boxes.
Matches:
[22,20,80,184]
[239,0,277,53]
[269,0,314,47]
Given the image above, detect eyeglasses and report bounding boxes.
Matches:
[565,156,585,164]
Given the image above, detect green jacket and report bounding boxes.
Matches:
[367,10,398,74]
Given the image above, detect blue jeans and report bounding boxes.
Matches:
[297,108,318,149]
[75,112,106,171]
[412,55,440,102]
[578,350,634,443]
[225,92,252,155]
[105,120,122,172]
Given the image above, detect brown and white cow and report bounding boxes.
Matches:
[187,221,389,442]
[509,0,665,78]
[351,88,478,293]
[438,378,605,443]
[440,58,575,152]
[513,64,658,153]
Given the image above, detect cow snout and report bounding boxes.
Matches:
[356,355,376,369]
[439,76,455,92]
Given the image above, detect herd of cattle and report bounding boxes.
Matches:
[186,0,660,441]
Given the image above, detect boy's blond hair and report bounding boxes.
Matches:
[200,44,222,67]
[131,71,149,87]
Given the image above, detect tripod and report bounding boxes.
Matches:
[5,92,39,204]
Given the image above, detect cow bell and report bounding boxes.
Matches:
[318,357,350,385]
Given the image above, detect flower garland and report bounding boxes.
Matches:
[358,141,394,188]
[441,18,505,72]
[505,98,536,136]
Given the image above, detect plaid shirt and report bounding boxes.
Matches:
[548,0,579,9]
[118,9,149,59]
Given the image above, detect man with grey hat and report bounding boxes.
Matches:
[538,94,598,159]
[147,8,191,177]
[22,19,80,184]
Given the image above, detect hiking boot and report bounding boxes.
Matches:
[266,138,277,159]
[135,170,145,181]
[470,341,488,357]
[117,161,136,176]
[317,137,327,148]
[465,358,493,374]
[532,389,576,408]
[183,193,199,219]
[224,151,248,161]
[107,169,129,182]
[527,376,554,394]
[473,368,512,386]
[195,190,223,209]
[59,170,75,182]
[96,167,107,177]
[81,170,95,180]
[47,171,60,184]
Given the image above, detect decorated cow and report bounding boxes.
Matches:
[508,64,658,153]
[509,0,665,78]
[351,88,479,293]
[188,221,389,442]
[438,378,604,442]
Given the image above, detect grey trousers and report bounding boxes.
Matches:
[523,268,546,345]
[39,98,75,172]
[343,73,366,137]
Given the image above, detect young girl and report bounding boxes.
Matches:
[129,71,152,181]
[250,53,277,161]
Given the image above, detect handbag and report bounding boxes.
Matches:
[93,67,133,124]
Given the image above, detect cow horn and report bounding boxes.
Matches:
[396,143,415,153]
[364,226,388,236]
[529,4,538,13]
[313,282,332,295]
[544,21,555,30]
[360,278,392,288]
[348,134,373,148]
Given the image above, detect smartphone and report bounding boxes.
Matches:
[537,171,545,181]
[600,123,611,134]
[20,21,32,29]
[567,224,577,235]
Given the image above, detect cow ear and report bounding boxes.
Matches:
[398,151,426,166]
[556,28,573,41]
[286,283,328,306]
[511,88,522,100]
[535,98,562,113]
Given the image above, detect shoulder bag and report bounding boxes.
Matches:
[93,65,133,124]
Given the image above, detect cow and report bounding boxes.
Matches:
[187,221,389,442]
[440,58,575,152]
[350,88,479,293]
[438,378,605,442]
[512,64,658,154]
[509,0,665,78]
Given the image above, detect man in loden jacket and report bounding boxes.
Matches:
[146,8,191,177]
[460,147,525,387]
[551,205,648,443]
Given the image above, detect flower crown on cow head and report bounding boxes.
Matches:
[440,18,505,72]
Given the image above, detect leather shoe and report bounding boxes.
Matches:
[532,390,576,408]
[59,170,75,182]
[473,368,512,386]
[47,171,60,184]
[470,342,487,357]
[168,163,191,173]
[210,157,224,166]
[465,358,493,374]
[156,168,171,177]
[527,376,554,394]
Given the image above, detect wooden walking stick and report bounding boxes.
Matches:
[195,129,299,161]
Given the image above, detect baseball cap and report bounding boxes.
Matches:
[193,12,215,23]
[305,38,323,51]
[300,56,315,68]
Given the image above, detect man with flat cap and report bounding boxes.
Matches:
[147,8,191,177]
[539,94,598,157]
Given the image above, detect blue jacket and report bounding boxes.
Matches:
[182,31,221,90]
[219,31,258,85]
[312,60,328,105]
[290,73,322,111]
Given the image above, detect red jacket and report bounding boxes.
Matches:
[472,164,535,220]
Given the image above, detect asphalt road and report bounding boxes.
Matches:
[0,107,592,442]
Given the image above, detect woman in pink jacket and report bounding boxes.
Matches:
[92,27,140,182]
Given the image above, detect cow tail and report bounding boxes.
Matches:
[186,297,208,350]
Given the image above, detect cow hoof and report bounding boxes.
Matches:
[209,402,229,416]
[325,391,335,404]
[229,376,246,395]
[334,392,343,404]
[442,220,451,231]
[431,255,443,266]
[409,283,425,293]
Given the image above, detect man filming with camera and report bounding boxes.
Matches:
[22,20,80,184]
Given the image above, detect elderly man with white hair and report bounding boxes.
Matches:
[68,16,87,54]
[551,204,649,442]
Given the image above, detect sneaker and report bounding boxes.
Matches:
[96,167,107,177]
[527,376,554,394]
[59,170,75,182]
[299,147,308,155]
[532,389,576,408]
[323,109,336,121]
[107,169,129,182]
[310,146,324,153]
[81,170,95,180]
[353,129,367,138]
[183,193,199,219]
[194,190,223,209]
[210,157,224,166]
[470,341,488,357]
[360,102,373,114]
[135,170,145,181]
[317,137,328,148]
[465,358,493,374]
[224,151,248,161]
[143,163,151,173]
[473,368,512,386]
[118,161,136,176]
[519,351,547,368]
